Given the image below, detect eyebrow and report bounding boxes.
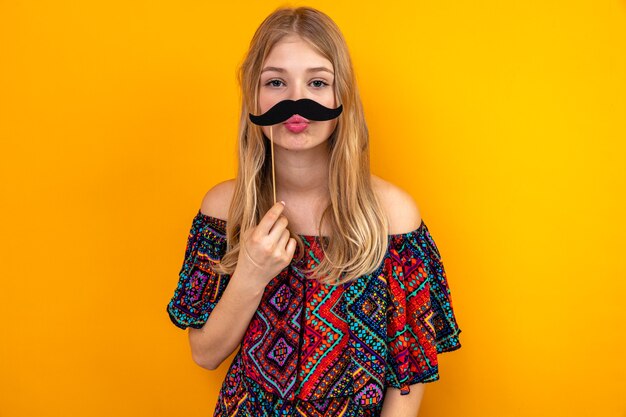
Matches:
[261,66,334,75]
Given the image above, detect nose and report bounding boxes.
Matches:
[287,80,309,102]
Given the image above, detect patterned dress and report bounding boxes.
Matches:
[166,209,462,416]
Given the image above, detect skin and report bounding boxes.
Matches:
[257,34,338,232]
[188,34,426,416]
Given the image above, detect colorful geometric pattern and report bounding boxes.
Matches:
[166,209,463,416]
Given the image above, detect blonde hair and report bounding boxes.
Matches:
[211,6,389,285]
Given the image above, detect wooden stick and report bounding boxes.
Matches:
[270,125,276,204]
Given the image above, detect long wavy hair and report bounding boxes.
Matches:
[211,6,389,285]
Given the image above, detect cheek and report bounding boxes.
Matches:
[316,119,338,135]
[257,88,276,113]
[258,96,270,114]
[325,91,338,109]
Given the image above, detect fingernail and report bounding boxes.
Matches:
[280,200,286,206]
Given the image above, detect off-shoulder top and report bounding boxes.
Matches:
[166,209,462,417]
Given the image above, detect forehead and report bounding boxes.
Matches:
[262,34,333,71]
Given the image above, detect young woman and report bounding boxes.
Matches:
[166,6,462,417]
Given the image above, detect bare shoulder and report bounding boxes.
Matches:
[371,174,422,234]
[199,178,236,221]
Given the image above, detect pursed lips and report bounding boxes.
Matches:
[284,115,309,132]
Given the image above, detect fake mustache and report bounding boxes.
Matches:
[248,98,343,126]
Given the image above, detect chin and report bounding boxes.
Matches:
[277,136,329,151]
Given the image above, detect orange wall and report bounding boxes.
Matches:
[1,1,624,416]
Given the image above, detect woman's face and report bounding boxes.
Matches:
[258,34,338,151]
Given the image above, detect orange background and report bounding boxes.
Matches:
[1,1,625,416]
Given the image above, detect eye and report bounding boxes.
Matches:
[264,79,284,87]
[311,80,329,88]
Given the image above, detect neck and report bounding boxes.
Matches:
[272,142,330,200]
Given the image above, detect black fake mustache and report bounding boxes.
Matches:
[248,98,343,126]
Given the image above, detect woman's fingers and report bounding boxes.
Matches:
[236,201,298,285]
[285,236,297,260]
[268,214,289,241]
[254,201,286,239]
[276,229,291,251]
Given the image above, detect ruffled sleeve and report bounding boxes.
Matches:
[385,220,462,394]
[166,210,229,330]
